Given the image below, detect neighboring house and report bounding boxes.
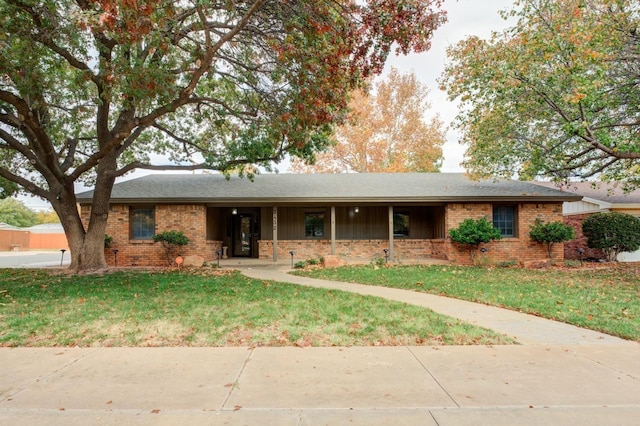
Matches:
[535,182,640,262]
[0,223,68,251]
[76,173,580,266]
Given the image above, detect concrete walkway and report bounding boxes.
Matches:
[1,262,639,425]
[237,264,629,346]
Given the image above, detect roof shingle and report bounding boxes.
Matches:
[76,173,581,204]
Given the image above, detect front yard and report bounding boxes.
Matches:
[0,268,511,347]
[293,264,640,341]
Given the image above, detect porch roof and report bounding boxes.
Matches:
[76,173,582,205]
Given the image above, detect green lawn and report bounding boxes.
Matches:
[0,268,512,347]
[293,264,640,341]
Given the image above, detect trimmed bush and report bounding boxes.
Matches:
[529,219,575,259]
[153,231,190,265]
[449,217,502,263]
[582,212,640,262]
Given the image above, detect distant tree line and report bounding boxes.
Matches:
[0,198,59,228]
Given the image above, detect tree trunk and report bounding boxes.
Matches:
[53,156,117,273]
[54,188,109,273]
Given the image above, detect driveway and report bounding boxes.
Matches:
[0,251,70,268]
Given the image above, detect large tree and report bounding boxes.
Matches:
[440,0,640,186]
[292,68,445,173]
[0,0,446,272]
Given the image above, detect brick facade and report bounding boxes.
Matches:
[82,204,222,267]
[443,202,565,265]
[84,200,567,267]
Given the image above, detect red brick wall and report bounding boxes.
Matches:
[259,239,436,262]
[82,204,222,267]
[563,213,605,260]
[444,202,565,265]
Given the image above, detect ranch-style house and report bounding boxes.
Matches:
[76,173,581,266]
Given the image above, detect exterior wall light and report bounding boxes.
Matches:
[354,207,359,213]
[232,208,238,215]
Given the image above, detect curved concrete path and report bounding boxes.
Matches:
[237,264,630,346]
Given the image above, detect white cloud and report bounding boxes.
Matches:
[380,0,516,172]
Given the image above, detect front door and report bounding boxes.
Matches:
[232,214,254,257]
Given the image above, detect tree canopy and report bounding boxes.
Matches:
[0,198,38,227]
[291,68,445,173]
[441,0,640,185]
[0,0,446,271]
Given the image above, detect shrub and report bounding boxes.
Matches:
[104,234,113,249]
[582,212,640,262]
[529,219,575,259]
[370,257,386,267]
[153,231,190,265]
[293,260,308,269]
[293,258,323,269]
[449,217,502,263]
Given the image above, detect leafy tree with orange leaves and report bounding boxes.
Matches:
[292,68,445,173]
[0,0,446,272]
[441,0,640,186]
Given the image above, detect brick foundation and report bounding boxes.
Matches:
[259,239,438,262]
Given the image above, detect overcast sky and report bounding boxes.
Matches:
[381,0,516,172]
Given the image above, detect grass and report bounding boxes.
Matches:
[293,264,640,341]
[0,268,513,347]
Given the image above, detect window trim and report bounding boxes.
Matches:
[130,206,156,240]
[492,204,517,238]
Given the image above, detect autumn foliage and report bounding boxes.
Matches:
[0,0,446,272]
[441,0,640,185]
[292,68,445,173]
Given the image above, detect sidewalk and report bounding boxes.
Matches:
[1,262,639,425]
[1,345,639,425]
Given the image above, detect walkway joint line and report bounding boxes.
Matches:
[406,346,460,408]
[219,347,254,410]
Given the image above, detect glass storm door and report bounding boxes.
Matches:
[233,214,254,257]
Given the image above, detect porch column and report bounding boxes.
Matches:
[331,206,336,255]
[388,205,394,261]
[272,206,278,262]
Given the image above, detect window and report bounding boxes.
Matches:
[493,205,516,237]
[393,212,410,237]
[130,207,155,239]
[305,212,325,237]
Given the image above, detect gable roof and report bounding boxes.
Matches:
[533,182,640,205]
[76,173,581,205]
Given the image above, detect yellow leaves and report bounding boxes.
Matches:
[567,91,587,103]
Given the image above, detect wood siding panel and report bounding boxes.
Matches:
[261,206,445,241]
[336,206,388,239]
